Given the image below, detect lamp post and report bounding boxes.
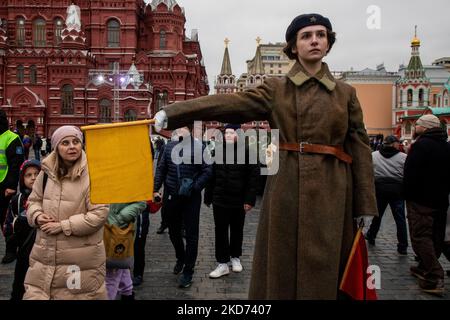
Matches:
[88,64,146,123]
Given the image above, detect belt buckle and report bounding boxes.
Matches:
[299,142,310,153]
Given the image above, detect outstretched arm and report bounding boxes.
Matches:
[164,78,277,130]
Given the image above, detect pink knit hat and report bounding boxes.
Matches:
[51,125,83,149]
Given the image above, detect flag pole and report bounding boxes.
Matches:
[81,119,156,132]
[339,225,364,291]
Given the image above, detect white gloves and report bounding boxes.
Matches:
[154,110,168,132]
[355,215,373,228]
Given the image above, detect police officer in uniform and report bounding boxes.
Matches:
[0,110,25,264]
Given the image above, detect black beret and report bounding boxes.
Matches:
[224,123,241,131]
[285,13,333,42]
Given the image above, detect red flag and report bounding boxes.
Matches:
[339,228,378,300]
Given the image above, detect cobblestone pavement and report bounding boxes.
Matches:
[0,197,449,300]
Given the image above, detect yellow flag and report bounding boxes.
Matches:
[81,120,154,204]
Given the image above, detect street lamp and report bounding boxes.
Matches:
[89,64,146,122]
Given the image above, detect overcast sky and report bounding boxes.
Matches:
[167,0,449,89]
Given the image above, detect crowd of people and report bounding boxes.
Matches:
[0,12,449,300]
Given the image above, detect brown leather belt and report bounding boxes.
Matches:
[279,142,353,164]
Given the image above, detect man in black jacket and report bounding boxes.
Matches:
[204,124,260,279]
[153,126,212,288]
[404,114,450,296]
[0,110,25,264]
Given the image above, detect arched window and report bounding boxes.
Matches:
[107,19,120,47]
[16,17,25,47]
[99,99,112,123]
[54,18,63,45]
[17,65,24,83]
[33,18,46,47]
[30,65,37,84]
[159,30,166,49]
[61,84,74,114]
[124,109,137,122]
[405,122,412,135]
[407,89,413,106]
[155,90,168,111]
[418,88,424,106]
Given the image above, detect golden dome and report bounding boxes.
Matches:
[411,37,421,46]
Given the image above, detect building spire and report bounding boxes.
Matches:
[249,37,265,75]
[220,38,233,75]
[406,26,425,79]
[411,25,420,47]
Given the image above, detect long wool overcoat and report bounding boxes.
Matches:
[164,62,377,299]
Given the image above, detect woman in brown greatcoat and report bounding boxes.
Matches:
[154,13,377,299]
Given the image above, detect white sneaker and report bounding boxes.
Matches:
[209,263,230,278]
[230,257,243,273]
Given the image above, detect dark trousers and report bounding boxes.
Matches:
[0,192,12,233]
[367,189,408,250]
[159,206,168,229]
[165,192,201,275]
[0,193,12,256]
[213,205,246,263]
[5,234,18,256]
[33,149,40,161]
[11,229,35,300]
[133,210,150,278]
[406,201,448,280]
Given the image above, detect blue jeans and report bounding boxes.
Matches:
[367,190,408,250]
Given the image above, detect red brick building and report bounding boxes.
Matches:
[0,0,209,137]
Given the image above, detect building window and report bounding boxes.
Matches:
[124,109,137,122]
[17,65,24,83]
[159,30,166,49]
[99,99,112,123]
[156,90,168,111]
[432,94,437,106]
[399,90,403,105]
[33,18,46,47]
[405,122,412,135]
[16,18,25,47]
[61,84,74,114]
[418,89,424,106]
[407,89,413,106]
[54,18,63,45]
[107,19,120,47]
[30,65,37,84]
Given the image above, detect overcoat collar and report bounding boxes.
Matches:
[287,61,336,91]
